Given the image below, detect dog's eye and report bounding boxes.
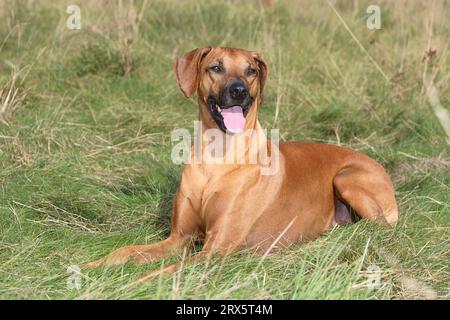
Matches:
[209,65,224,73]
[246,67,257,77]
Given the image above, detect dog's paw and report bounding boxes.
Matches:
[82,247,136,269]
[81,258,106,270]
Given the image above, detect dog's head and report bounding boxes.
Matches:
[173,47,268,134]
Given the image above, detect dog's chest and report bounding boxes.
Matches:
[198,167,280,221]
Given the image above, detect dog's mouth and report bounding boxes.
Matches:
[207,97,252,134]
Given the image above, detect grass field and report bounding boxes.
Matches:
[0,0,449,299]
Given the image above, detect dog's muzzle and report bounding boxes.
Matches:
[208,80,253,134]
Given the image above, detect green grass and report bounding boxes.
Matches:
[0,0,449,299]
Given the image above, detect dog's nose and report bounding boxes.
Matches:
[229,82,248,101]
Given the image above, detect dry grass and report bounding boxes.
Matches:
[0,62,30,125]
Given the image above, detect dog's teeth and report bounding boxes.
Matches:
[217,106,222,112]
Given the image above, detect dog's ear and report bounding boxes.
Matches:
[173,47,212,98]
[252,52,269,106]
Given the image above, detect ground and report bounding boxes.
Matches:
[0,0,449,299]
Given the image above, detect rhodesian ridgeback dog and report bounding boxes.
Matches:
[86,47,398,281]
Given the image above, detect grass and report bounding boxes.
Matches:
[0,0,449,299]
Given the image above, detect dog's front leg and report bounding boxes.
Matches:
[136,217,251,282]
[84,188,202,269]
[83,235,188,269]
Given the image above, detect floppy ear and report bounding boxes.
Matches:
[252,53,269,106]
[173,47,212,98]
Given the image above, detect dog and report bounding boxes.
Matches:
[86,47,398,281]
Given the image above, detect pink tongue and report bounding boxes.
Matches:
[221,106,246,133]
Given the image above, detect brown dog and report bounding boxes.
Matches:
[86,47,398,280]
